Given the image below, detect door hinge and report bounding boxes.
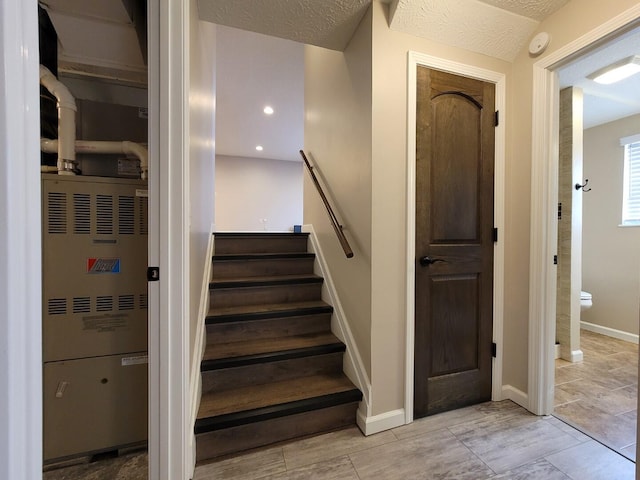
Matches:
[147,266,160,282]
[492,227,498,242]
[491,342,497,358]
[558,202,562,220]
[553,255,558,265]
[494,110,499,127]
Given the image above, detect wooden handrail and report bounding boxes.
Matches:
[299,150,354,259]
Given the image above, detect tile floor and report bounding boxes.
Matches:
[44,399,635,480]
[194,400,634,480]
[554,329,638,461]
[45,330,639,480]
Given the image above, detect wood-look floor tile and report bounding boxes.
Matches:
[263,455,359,480]
[194,447,286,480]
[490,458,570,479]
[392,400,521,440]
[620,443,637,461]
[44,451,148,480]
[544,415,592,442]
[554,364,585,385]
[554,401,637,449]
[554,378,619,405]
[349,427,493,480]
[450,414,581,474]
[281,426,396,470]
[545,440,635,480]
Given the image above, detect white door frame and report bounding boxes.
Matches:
[0,1,42,478]
[527,5,640,416]
[405,51,506,423]
[148,0,190,478]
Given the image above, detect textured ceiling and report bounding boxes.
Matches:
[197,0,371,51]
[388,0,569,62]
[477,0,569,21]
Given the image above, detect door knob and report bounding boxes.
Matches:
[419,256,445,266]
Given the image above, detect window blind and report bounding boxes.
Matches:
[622,139,640,226]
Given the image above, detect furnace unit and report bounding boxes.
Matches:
[42,174,148,461]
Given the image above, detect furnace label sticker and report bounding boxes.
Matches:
[87,258,121,274]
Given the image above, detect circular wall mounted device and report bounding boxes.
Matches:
[529,32,550,55]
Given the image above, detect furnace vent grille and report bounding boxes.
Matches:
[119,196,135,234]
[96,195,113,234]
[73,193,91,234]
[73,296,91,313]
[48,192,67,234]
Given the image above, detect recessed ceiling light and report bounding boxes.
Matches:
[256,145,263,151]
[263,106,274,115]
[588,55,640,84]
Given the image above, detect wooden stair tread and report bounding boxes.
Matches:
[203,332,342,362]
[213,252,315,260]
[197,373,357,420]
[207,300,332,322]
[210,274,322,288]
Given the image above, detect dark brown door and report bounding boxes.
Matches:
[414,67,495,418]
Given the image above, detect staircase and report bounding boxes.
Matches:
[195,232,362,462]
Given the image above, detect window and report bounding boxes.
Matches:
[621,134,640,226]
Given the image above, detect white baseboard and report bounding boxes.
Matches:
[303,224,372,417]
[187,228,215,478]
[501,385,528,410]
[357,407,405,436]
[581,321,639,344]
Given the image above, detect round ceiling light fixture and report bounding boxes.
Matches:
[263,106,274,115]
[256,145,264,151]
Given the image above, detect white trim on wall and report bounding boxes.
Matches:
[528,5,640,417]
[581,321,640,344]
[405,51,506,424]
[0,1,42,478]
[303,225,372,419]
[149,0,190,477]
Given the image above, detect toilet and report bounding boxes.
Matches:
[580,291,592,311]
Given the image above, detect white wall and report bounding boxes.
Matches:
[0,0,42,478]
[215,155,302,232]
[186,2,216,476]
[582,114,640,335]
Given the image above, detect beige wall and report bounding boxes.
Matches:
[188,5,216,371]
[215,155,303,231]
[509,0,640,393]
[582,114,640,335]
[369,2,512,414]
[304,6,374,375]
[306,0,640,419]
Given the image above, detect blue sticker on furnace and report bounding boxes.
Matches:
[87,258,121,274]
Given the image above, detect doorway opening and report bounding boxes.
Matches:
[552,24,640,460]
[529,1,640,463]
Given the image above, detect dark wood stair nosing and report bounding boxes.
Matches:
[214,232,309,239]
[194,389,362,434]
[206,304,334,324]
[213,252,315,261]
[201,342,346,372]
[210,275,323,290]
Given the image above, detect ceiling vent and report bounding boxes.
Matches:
[40,0,147,86]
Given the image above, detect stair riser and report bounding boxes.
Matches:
[206,314,332,344]
[211,283,322,309]
[201,352,344,394]
[195,402,359,462]
[212,257,315,278]
[215,236,308,255]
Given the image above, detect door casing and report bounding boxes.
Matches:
[405,51,506,423]
[528,6,640,417]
